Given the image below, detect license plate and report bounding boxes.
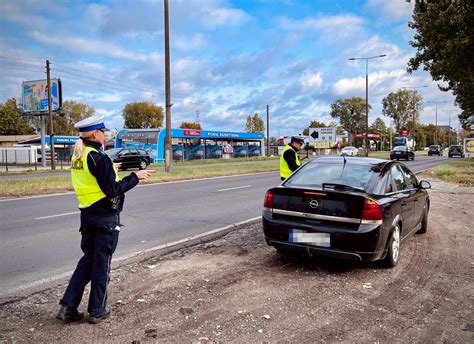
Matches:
[396,151,401,154]
[289,229,330,247]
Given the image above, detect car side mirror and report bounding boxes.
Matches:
[419,180,431,189]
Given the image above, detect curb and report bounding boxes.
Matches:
[0,216,261,302]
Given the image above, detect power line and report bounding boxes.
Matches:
[0,57,264,111]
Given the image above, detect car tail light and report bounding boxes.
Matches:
[361,199,382,221]
[263,191,273,208]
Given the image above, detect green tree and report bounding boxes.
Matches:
[330,97,368,145]
[414,125,426,150]
[302,120,326,135]
[122,101,163,129]
[370,117,389,151]
[382,89,423,133]
[0,98,33,135]
[179,121,202,130]
[245,112,264,133]
[422,124,446,146]
[408,0,474,129]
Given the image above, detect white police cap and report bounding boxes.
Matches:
[74,115,108,132]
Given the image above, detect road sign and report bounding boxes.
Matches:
[308,127,336,148]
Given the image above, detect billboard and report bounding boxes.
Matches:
[22,79,62,113]
[464,138,474,158]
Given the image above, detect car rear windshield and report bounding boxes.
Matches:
[393,146,407,151]
[429,145,439,149]
[285,162,377,191]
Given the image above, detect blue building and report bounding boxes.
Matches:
[115,128,265,163]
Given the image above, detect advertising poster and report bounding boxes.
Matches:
[22,79,62,113]
[464,138,474,158]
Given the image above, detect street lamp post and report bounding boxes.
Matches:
[427,101,449,145]
[401,85,427,150]
[348,54,387,157]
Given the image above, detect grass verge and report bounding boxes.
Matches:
[0,160,279,198]
[432,158,474,186]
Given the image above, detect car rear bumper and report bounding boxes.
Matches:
[262,212,388,262]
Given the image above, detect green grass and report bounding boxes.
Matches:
[0,160,279,198]
[432,158,474,186]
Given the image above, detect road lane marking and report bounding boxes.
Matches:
[36,211,80,220]
[0,171,278,202]
[217,185,252,192]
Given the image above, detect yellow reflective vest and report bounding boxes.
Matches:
[71,146,120,208]
[280,144,301,179]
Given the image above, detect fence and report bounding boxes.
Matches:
[0,147,72,171]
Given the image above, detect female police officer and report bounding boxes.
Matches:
[56,115,153,324]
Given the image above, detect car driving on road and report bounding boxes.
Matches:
[448,145,464,158]
[105,148,151,170]
[390,145,415,161]
[262,157,431,267]
[428,145,442,156]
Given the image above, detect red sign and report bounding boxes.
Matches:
[184,129,201,136]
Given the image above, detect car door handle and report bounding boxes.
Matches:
[401,201,408,206]
[413,198,419,202]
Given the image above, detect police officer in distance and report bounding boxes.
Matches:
[56,115,153,324]
[280,136,305,181]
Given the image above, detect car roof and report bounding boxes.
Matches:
[308,156,386,166]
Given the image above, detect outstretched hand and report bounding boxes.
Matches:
[135,169,156,181]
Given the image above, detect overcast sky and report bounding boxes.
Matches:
[0,0,461,136]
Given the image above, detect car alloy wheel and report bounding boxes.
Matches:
[139,160,147,170]
[391,225,400,263]
[383,224,400,268]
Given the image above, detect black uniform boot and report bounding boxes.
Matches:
[56,305,84,323]
[88,307,111,324]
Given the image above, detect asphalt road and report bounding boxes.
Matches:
[0,156,449,299]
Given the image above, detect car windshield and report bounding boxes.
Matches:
[450,145,462,149]
[429,145,438,149]
[105,148,122,157]
[393,146,407,151]
[285,162,376,191]
[342,147,355,151]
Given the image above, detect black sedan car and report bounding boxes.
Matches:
[262,157,431,267]
[105,148,151,170]
[390,145,415,161]
[448,145,464,158]
[428,145,442,156]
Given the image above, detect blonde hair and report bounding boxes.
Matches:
[72,131,96,161]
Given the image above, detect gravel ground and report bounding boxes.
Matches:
[0,173,473,343]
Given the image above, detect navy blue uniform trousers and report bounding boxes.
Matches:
[60,225,119,316]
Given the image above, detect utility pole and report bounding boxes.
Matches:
[164,0,172,172]
[46,60,55,170]
[448,115,451,148]
[348,54,387,157]
[266,105,269,157]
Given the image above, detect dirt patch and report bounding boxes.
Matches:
[1,175,473,343]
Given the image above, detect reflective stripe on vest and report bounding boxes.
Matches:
[71,146,120,208]
[280,144,301,179]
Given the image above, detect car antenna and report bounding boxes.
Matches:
[340,153,347,178]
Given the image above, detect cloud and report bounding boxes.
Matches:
[300,72,323,90]
[28,30,149,61]
[173,34,207,51]
[0,2,50,28]
[366,0,413,22]
[277,14,365,39]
